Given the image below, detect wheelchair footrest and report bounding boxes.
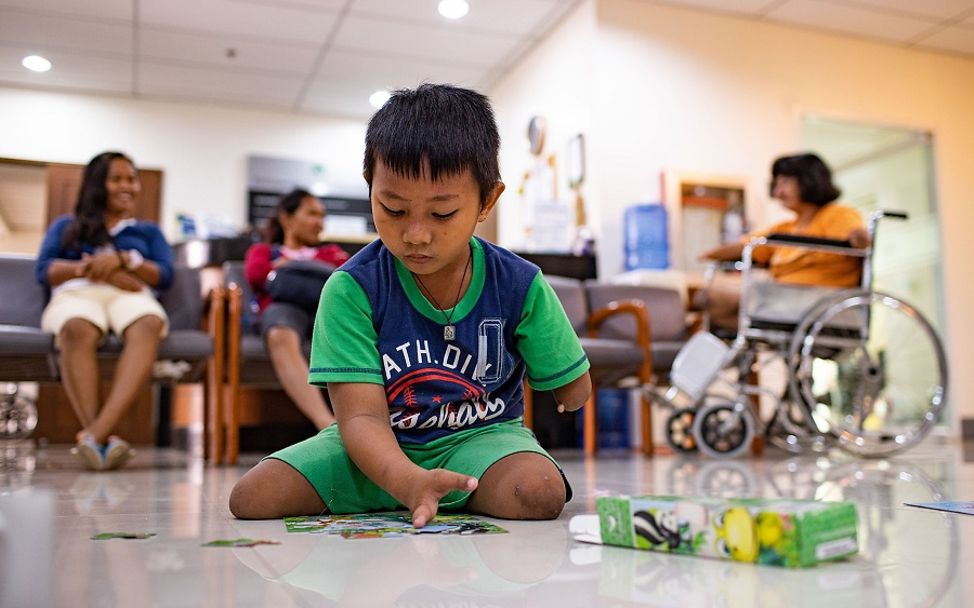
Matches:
[669,332,730,400]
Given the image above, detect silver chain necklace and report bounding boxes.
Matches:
[413,250,471,341]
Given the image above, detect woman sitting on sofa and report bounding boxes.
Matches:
[35,151,173,470]
[244,189,349,430]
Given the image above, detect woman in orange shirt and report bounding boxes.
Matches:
[701,153,868,330]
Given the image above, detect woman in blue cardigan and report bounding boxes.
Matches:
[36,151,173,470]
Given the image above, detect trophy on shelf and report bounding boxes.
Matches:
[566,133,593,256]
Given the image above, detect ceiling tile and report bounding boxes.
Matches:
[822,0,974,20]
[653,0,781,16]
[765,0,938,43]
[234,0,347,11]
[333,14,524,67]
[350,0,562,36]
[0,8,132,55]
[313,48,485,90]
[0,0,132,21]
[300,81,378,117]
[914,23,974,55]
[140,28,319,74]
[0,44,132,93]
[138,61,304,108]
[139,0,340,44]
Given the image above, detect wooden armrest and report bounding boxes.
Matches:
[224,283,244,330]
[588,298,650,342]
[202,284,225,321]
[203,285,226,336]
[202,286,227,464]
[224,283,244,366]
[586,298,656,455]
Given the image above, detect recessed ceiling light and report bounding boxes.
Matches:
[369,90,391,109]
[438,0,469,20]
[22,55,52,73]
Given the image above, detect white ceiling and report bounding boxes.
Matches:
[1,0,972,118]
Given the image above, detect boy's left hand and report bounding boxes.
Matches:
[553,373,592,413]
[403,468,478,529]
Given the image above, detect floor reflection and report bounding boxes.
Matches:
[233,523,570,606]
[0,442,969,607]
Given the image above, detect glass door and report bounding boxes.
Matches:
[800,116,948,431]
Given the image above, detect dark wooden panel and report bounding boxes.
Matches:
[45,163,84,224]
[36,381,154,445]
[513,251,598,281]
[45,163,163,224]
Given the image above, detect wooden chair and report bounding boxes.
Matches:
[526,276,654,456]
[211,261,317,464]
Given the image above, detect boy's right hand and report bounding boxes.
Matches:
[402,468,478,529]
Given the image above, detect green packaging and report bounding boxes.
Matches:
[595,495,858,568]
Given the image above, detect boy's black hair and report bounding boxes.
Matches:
[770,152,841,207]
[363,83,501,203]
[264,188,314,244]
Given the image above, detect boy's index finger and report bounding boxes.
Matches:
[432,469,478,493]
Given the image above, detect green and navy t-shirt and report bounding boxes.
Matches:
[309,236,589,444]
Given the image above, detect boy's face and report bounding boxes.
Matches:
[370,159,503,285]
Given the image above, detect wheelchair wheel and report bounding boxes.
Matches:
[692,401,755,459]
[766,400,831,454]
[664,408,698,454]
[789,290,948,458]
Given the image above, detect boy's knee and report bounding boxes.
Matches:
[228,479,253,519]
[229,477,271,519]
[512,474,566,520]
[229,459,325,519]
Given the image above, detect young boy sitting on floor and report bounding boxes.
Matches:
[229,83,592,527]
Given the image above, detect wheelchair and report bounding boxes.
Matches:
[651,210,948,459]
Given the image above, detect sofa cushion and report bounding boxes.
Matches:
[96,329,212,360]
[0,256,47,327]
[0,324,54,355]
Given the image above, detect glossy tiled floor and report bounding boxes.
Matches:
[2,440,973,607]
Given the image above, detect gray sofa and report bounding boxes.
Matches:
[0,253,219,441]
[540,275,689,455]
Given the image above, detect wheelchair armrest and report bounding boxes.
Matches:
[765,233,852,248]
[711,260,744,272]
[758,233,867,257]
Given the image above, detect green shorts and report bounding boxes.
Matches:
[265,418,572,514]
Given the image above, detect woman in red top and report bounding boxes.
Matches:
[244,189,349,429]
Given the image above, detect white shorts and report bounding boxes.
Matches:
[41,284,169,344]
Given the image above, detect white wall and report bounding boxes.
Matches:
[491,0,598,249]
[0,87,368,239]
[490,0,974,427]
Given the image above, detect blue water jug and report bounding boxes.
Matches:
[624,204,669,270]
